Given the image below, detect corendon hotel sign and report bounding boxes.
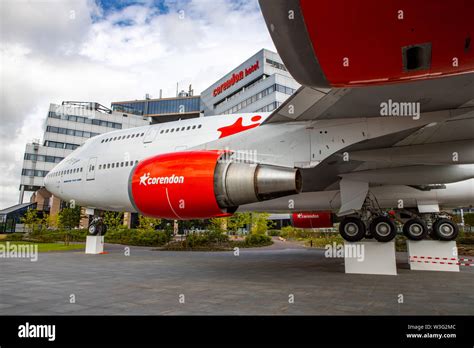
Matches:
[213,60,260,97]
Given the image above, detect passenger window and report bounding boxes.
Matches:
[120,162,124,167]
[99,165,102,170]
[181,127,185,131]
[127,135,130,138]
[186,126,191,130]
[141,133,144,136]
[192,125,196,129]
[198,125,202,129]
[160,130,164,134]
[165,129,169,133]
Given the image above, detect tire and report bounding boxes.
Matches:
[339,217,366,242]
[101,224,107,236]
[403,218,428,241]
[432,218,458,241]
[369,216,397,242]
[88,222,99,236]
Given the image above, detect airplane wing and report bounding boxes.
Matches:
[264,74,474,124]
[259,0,474,123]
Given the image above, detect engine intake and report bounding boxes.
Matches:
[129,150,301,220]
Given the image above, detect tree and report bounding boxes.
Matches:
[21,208,42,234]
[45,213,59,229]
[58,206,81,245]
[103,211,124,231]
[227,212,252,234]
[208,218,225,233]
[250,213,275,235]
[138,215,161,231]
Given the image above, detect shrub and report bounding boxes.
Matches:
[267,229,281,236]
[105,228,170,246]
[5,233,25,241]
[458,236,474,245]
[244,234,272,246]
[307,233,344,248]
[185,230,229,248]
[280,226,298,239]
[280,226,318,239]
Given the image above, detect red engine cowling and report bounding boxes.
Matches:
[291,211,333,229]
[130,150,302,220]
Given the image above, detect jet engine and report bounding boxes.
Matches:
[129,150,302,219]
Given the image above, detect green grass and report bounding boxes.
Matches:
[0,241,85,252]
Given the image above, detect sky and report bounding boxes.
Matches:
[0,0,275,209]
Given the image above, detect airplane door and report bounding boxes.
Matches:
[86,157,97,181]
[143,126,160,144]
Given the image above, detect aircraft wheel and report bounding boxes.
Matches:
[339,217,366,242]
[88,220,107,236]
[369,216,397,242]
[432,218,458,241]
[88,222,99,236]
[403,218,428,241]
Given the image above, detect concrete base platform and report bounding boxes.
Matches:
[85,236,104,254]
[407,240,459,272]
[344,240,397,275]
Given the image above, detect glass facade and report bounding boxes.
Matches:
[46,126,99,138]
[48,111,122,129]
[22,169,49,177]
[255,101,282,113]
[112,97,200,116]
[222,84,295,115]
[44,140,80,150]
[147,98,200,115]
[24,153,63,163]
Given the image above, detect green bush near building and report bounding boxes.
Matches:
[242,233,272,247]
[105,228,171,246]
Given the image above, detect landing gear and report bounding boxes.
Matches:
[88,217,107,236]
[431,218,458,241]
[369,216,397,242]
[403,218,428,241]
[339,217,366,242]
[336,192,459,243]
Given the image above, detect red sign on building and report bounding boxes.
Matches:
[213,60,260,97]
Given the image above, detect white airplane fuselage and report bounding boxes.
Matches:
[44,111,474,216]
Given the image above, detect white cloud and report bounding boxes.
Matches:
[0,0,275,209]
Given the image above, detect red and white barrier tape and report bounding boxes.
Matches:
[410,255,474,267]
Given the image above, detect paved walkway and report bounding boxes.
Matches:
[1,240,473,315]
